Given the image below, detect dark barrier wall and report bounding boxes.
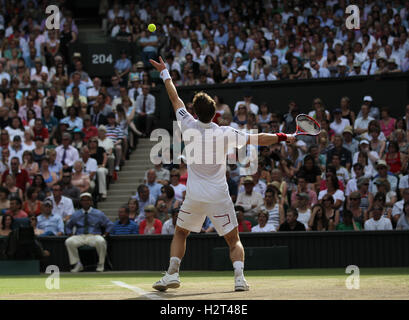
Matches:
[1,231,408,271]
[154,73,409,133]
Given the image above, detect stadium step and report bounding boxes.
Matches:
[98,138,158,221]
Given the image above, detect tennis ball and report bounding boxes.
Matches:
[148,24,156,32]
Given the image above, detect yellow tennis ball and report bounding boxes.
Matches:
[148,24,156,32]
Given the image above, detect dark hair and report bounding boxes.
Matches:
[26,186,37,200]
[287,207,298,217]
[311,203,328,230]
[374,192,386,203]
[192,91,216,123]
[137,184,148,194]
[404,200,409,215]
[234,205,244,213]
[9,196,22,206]
[120,205,130,214]
[1,214,13,230]
[342,209,353,222]
[162,184,175,199]
[33,174,47,189]
[0,186,9,196]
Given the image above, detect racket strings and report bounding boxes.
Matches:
[297,115,320,135]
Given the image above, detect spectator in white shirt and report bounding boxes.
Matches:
[236,176,264,218]
[234,91,259,115]
[55,132,80,170]
[396,201,409,230]
[251,210,276,232]
[354,104,375,136]
[50,183,75,222]
[310,60,330,78]
[8,135,25,165]
[364,206,393,230]
[361,49,378,75]
[161,207,178,235]
[391,188,409,225]
[330,108,350,135]
[348,62,365,76]
[134,84,155,136]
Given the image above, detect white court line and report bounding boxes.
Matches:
[111,281,165,300]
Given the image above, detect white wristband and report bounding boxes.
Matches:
[160,69,171,81]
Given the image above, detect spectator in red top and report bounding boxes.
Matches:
[384,141,404,174]
[82,114,98,143]
[5,197,28,218]
[33,118,49,145]
[1,157,30,193]
[235,205,251,232]
[139,204,162,234]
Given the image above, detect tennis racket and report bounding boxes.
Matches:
[288,114,321,137]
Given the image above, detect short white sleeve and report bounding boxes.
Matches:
[175,108,195,132]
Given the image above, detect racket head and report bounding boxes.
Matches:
[294,114,321,136]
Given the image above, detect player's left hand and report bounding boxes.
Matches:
[286,134,296,144]
[149,56,166,72]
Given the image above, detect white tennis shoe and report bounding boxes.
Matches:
[234,276,250,291]
[152,272,181,291]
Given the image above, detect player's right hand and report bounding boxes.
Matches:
[286,134,297,144]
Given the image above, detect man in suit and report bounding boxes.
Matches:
[65,193,114,272]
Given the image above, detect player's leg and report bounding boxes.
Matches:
[153,199,206,291]
[223,227,249,291]
[168,226,190,274]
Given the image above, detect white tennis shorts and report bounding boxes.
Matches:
[177,197,238,236]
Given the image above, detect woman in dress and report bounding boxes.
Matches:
[23,186,42,216]
[384,141,405,175]
[5,116,25,142]
[71,160,90,193]
[39,157,58,188]
[320,194,340,228]
[32,136,46,166]
[0,214,13,236]
[4,174,23,201]
[339,96,355,126]
[21,150,39,181]
[22,128,35,151]
[379,107,396,141]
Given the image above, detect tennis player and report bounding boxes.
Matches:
[150,57,296,292]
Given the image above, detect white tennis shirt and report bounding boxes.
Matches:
[176,107,248,203]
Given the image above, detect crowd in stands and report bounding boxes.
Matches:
[100,0,409,86]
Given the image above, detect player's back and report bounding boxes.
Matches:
[176,108,247,203]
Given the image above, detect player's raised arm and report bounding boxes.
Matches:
[150,57,185,113]
[246,132,296,145]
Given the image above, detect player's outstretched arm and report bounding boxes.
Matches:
[150,56,185,113]
[247,133,296,145]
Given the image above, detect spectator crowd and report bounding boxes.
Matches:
[102,0,409,86]
[1,0,409,272]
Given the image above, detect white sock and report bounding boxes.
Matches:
[233,261,244,278]
[167,257,181,275]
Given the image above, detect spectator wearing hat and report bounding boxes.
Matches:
[55,132,79,170]
[348,61,365,76]
[295,192,312,229]
[114,50,132,86]
[36,198,64,236]
[262,187,285,230]
[342,126,359,156]
[278,207,306,231]
[396,201,409,230]
[330,108,350,135]
[234,65,253,83]
[364,206,393,231]
[161,206,179,235]
[134,84,156,136]
[128,73,142,101]
[391,188,409,225]
[65,192,114,272]
[111,205,138,235]
[139,204,162,235]
[236,176,264,218]
[371,160,398,194]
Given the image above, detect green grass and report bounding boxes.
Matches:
[0,268,408,300]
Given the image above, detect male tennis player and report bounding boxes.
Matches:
[150,57,296,292]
